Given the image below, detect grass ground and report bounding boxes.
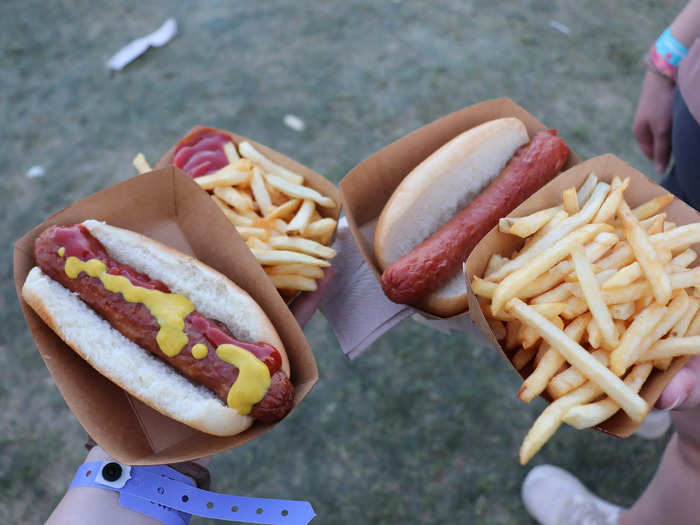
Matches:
[1,1,686,523]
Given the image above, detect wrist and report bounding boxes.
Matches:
[647,27,689,81]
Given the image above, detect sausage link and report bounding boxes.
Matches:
[34,225,294,421]
[381,130,569,305]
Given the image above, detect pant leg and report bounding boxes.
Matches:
[661,88,700,211]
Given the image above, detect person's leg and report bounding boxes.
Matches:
[618,406,700,525]
[661,88,700,210]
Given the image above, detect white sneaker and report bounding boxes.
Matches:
[634,409,671,440]
[522,465,622,525]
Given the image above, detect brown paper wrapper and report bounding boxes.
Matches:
[464,153,699,437]
[13,167,318,464]
[340,98,581,321]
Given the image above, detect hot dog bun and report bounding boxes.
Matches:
[374,117,529,316]
[22,220,288,436]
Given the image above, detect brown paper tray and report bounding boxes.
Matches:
[464,153,699,437]
[14,167,318,464]
[340,97,580,320]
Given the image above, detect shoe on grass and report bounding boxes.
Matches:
[522,464,622,525]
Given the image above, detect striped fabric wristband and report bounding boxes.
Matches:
[648,27,689,81]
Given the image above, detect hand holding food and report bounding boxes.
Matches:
[23,220,295,436]
[134,128,338,297]
[471,172,700,464]
[375,117,569,316]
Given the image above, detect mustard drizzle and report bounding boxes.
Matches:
[61,252,270,415]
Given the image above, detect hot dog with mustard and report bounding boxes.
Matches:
[22,220,294,436]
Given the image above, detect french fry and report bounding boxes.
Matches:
[664,221,676,231]
[251,248,331,267]
[601,281,652,305]
[563,187,579,215]
[236,226,269,240]
[531,282,573,304]
[670,298,700,338]
[586,319,601,349]
[485,254,510,278]
[267,236,337,259]
[195,165,251,190]
[250,166,274,215]
[562,296,588,319]
[651,223,700,251]
[576,173,599,206]
[499,206,560,238]
[287,199,315,233]
[265,173,336,208]
[619,199,672,304]
[213,186,256,213]
[133,153,151,174]
[669,267,700,289]
[304,218,337,241]
[596,242,635,271]
[646,214,666,235]
[259,198,302,224]
[522,210,569,250]
[506,298,649,423]
[601,262,641,289]
[610,303,666,375]
[520,381,604,465]
[671,248,697,268]
[610,302,635,320]
[489,182,611,282]
[505,320,521,351]
[642,336,700,361]
[548,349,609,399]
[593,177,629,223]
[562,363,653,429]
[472,276,497,299]
[246,237,270,250]
[268,274,318,292]
[238,141,304,185]
[520,323,541,350]
[265,263,325,279]
[492,223,612,314]
[212,196,254,227]
[223,142,240,162]
[488,318,507,341]
[513,346,538,370]
[518,313,590,402]
[632,194,674,220]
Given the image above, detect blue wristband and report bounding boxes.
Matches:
[70,461,316,524]
[655,27,688,67]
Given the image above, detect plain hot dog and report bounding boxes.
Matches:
[374,118,569,316]
[22,220,294,435]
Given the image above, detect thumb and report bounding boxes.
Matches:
[656,356,700,411]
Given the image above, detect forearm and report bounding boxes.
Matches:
[670,0,700,46]
[46,447,210,525]
[46,447,163,525]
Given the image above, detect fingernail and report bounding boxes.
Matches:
[663,392,687,411]
[655,163,664,174]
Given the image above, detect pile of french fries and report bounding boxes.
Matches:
[471,173,700,464]
[134,142,338,296]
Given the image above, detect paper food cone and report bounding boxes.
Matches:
[14,167,318,464]
[340,98,580,324]
[464,153,700,437]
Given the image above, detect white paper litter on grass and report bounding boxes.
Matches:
[26,165,45,178]
[549,20,571,35]
[284,114,306,132]
[106,18,178,71]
